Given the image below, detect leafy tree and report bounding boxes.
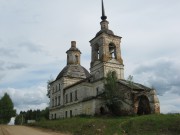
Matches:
[103,71,122,115]
[0,93,16,124]
[15,114,25,125]
[127,75,134,89]
[40,107,49,120]
[47,77,54,98]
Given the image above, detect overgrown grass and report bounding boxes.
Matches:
[121,114,180,135]
[28,114,180,135]
[28,115,129,135]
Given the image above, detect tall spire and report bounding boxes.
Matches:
[101,0,107,21]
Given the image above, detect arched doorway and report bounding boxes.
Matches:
[137,95,151,115]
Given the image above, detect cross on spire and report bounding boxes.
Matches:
[101,0,107,21]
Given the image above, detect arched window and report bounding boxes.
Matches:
[96,46,100,60]
[109,43,116,59]
[97,49,100,60]
[94,44,100,61]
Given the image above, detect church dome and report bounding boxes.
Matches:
[96,29,114,37]
[56,65,90,80]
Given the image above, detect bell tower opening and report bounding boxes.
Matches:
[95,45,100,60]
[109,43,116,59]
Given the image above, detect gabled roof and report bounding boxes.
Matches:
[118,79,151,91]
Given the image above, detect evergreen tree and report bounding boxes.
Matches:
[0,93,16,124]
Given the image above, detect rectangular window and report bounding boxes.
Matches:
[74,109,77,116]
[58,96,60,105]
[75,90,78,101]
[70,93,73,102]
[70,110,72,118]
[55,97,57,106]
[66,94,68,103]
[65,111,68,118]
[59,84,61,91]
[56,85,57,92]
[52,99,54,107]
[96,87,99,95]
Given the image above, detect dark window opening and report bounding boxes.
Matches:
[65,111,68,118]
[52,99,54,107]
[55,97,57,106]
[59,84,61,91]
[70,110,72,118]
[96,87,99,95]
[66,94,68,103]
[75,90,78,101]
[100,107,105,115]
[58,96,60,105]
[70,93,73,102]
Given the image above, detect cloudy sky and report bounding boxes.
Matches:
[0,0,180,114]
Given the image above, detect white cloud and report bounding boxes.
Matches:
[159,91,180,114]
[0,85,49,114]
[133,57,180,95]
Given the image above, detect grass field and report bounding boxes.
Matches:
[28,114,180,135]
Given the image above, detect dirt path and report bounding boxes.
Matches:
[0,125,70,135]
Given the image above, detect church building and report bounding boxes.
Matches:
[47,0,160,119]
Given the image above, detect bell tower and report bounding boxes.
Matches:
[90,0,124,80]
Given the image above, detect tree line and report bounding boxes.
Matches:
[15,108,49,125]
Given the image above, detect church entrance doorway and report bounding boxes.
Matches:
[137,95,151,115]
[100,107,105,115]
